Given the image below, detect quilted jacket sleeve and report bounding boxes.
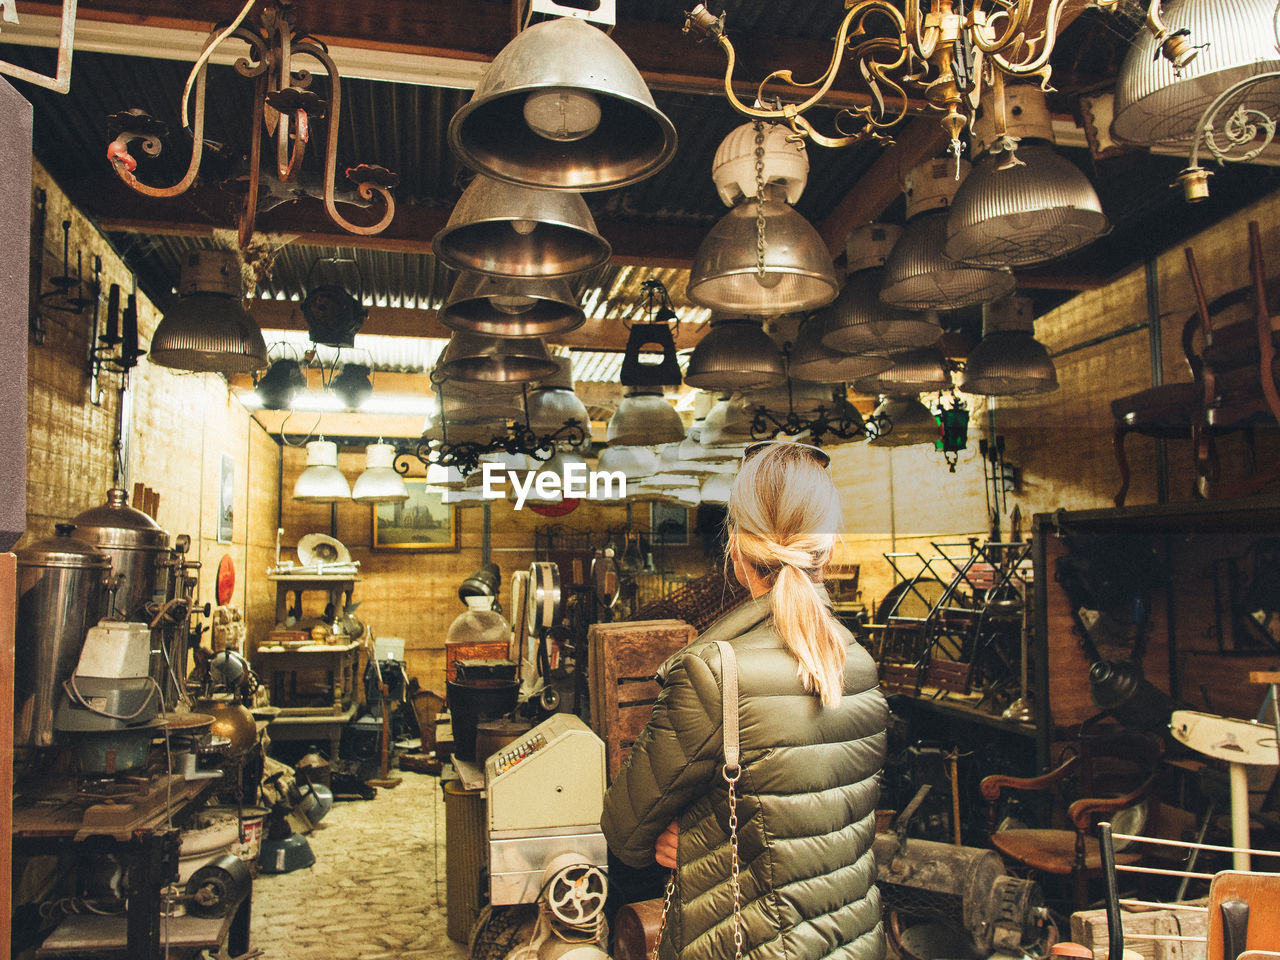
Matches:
[600,647,725,868]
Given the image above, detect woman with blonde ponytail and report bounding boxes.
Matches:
[603,441,888,960]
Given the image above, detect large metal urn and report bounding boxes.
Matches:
[14,524,111,747]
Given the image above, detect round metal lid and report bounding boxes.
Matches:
[70,488,170,551]
[17,522,112,569]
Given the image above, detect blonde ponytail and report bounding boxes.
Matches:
[728,444,847,708]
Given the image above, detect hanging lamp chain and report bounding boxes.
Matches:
[753,120,768,281]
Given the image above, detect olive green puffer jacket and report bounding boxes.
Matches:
[601,591,887,960]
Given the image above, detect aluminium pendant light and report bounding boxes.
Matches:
[432,175,611,279]
[881,158,1015,311]
[606,387,686,446]
[684,317,787,392]
[818,224,943,354]
[448,16,677,192]
[789,314,893,383]
[440,272,585,338]
[525,356,590,432]
[852,347,952,396]
[352,443,410,504]
[867,396,939,447]
[959,296,1058,395]
[293,439,351,502]
[946,85,1107,268]
[149,249,268,374]
[1111,0,1280,145]
[438,330,558,383]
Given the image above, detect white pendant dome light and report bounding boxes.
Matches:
[352,442,410,503]
[606,387,686,446]
[525,356,590,433]
[712,121,809,206]
[293,439,351,502]
[1111,0,1280,145]
[700,396,756,446]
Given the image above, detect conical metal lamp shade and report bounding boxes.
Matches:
[881,211,1015,310]
[352,443,410,503]
[1112,0,1280,145]
[817,270,942,354]
[959,297,1058,395]
[439,331,558,383]
[432,175,611,279]
[868,396,938,447]
[448,17,677,192]
[687,197,838,315]
[293,440,351,502]
[684,318,787,392]
[151,248,268,373]
[946,146,1108,268]
[853,347,951,396]
[606,389,685,446]
[789,315,892,383]
[440,272,585,337]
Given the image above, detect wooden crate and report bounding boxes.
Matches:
[588,619,697,781]
[1070,902,1208,960]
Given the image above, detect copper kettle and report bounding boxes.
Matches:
[194,696,258,756]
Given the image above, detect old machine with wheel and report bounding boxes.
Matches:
[477,712,610,960]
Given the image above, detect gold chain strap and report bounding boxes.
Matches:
[650,641,742,960]
[753,121,767,280]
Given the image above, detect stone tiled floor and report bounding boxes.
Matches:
[250,772,468,960]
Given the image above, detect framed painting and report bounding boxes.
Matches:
[217,452,234,544]
[371,479,459,551]
[651,502,689,546]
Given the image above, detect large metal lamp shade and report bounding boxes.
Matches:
[432,175,610,279]
[852,347,952,396]
[526,358,590,432]
[687,195,839,315]
[789,315,893,383]
[867,396,939,447]
[438,331,558,383]
[606,388,685,446]
[959,296,1059,396]
[440,272,585,337]
[448,17,677,192]
[1111,0,1280,145]
[881,210,1016,310]
[352,443,410,503]
[150,249,268,373]
[293,440,351,502]
[684,318,787,392]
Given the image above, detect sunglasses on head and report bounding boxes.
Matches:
[742,440,831,468]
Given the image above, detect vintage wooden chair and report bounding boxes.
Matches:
[979,724,1165,910]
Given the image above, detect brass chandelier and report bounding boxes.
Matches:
[682,0,1146,156]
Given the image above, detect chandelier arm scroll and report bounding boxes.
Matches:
[304,45,396,237]
[967,0,1034,57]
[239,74,267,250]
[107,63,208,199]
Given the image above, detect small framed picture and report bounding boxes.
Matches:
[372,479,459,551]
[651,502,689,546]
[217,452,234,544]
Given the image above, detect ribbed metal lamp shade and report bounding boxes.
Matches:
[881,211,1016,310]
[684,318,787,391]
[959,296,1059,396]
[439,331,558,383]
[868,396,939,447]
[432,175,611,279]
[687,198,839,315]
[440,272,585,337]
[790,315,893,383]
[606,388,685,446]
[293,440,351,502]
[1112,0,1280,144]
[946,146,1108,267]
[817,271,942,354]
[150,249,267,373]
[448,17,677,192]
[853,347,952,396]
[352,443,410,503]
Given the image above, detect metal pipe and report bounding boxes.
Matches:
[1146,257,1169,502]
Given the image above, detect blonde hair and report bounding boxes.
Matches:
[727,443,846,707]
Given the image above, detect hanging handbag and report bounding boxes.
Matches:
[651,639,744,960]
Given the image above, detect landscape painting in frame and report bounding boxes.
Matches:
[372,479,459,551]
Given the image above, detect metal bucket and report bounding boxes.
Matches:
[447,676,520,762]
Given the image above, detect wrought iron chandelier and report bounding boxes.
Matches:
[106,0,397,249]
[682,0,1131,157]
[745,359,892,445]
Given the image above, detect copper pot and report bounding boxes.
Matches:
[194,697,258,756]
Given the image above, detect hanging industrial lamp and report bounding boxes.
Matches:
[881,159,1015,311]
[867,396,938,447]
[432,175,611,279]
[1111,0,1280,145]
[946,85,1107,268]
[789,315,893,383]
[440,272,585,338]
[438,330,559,383]
[329,363,373,409]
[853,347,952,396]
[448,16,677,192]
[352,442,409,504]
[254,358,307,410]
[700,396,756,446]
[606,388,686,446]
[293,439,351,502]
[959,296,1059,396]
[684,317,787,392]
[149,249,268,374]
[525,357,590,433]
